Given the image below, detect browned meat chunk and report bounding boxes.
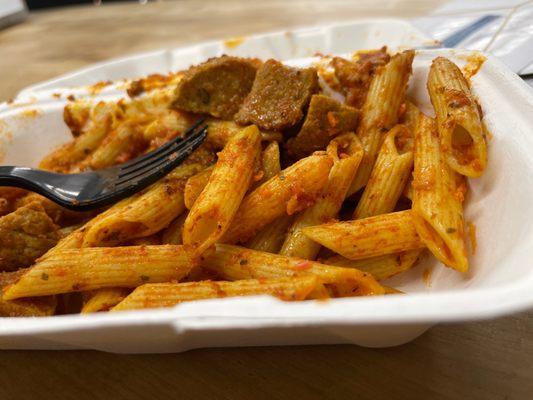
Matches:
[172,56,259,119]
[287,95,359,159]
[0,270,57,317]
[0,187,26,217]
[235,60,319,131]
[332,47,390,108]
[15,193,96,226]
[0,202,60,271]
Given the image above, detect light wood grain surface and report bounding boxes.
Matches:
[0,1,532,399]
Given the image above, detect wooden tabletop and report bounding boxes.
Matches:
[0,1,532,399]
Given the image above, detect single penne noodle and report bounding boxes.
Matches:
[126,234,161,246]
[323,250,422,281]
[302,210,424,260]
[427,56,487,177]
[353,124,414,219]
[63,100,92,136]
[127,72,183,98]
[112,276,318,311]
[281,133,363,259]
[58,223,84,239]
[222,153,333,244]
[123,86,176,116]
[245,216,293,253]
[400,102,418,203]
[81,287,130,314]
[261,141,281,180]
[201,244,385,297]
[183,125,262,253]
[307,283,331,300]
[412,112,468,272]
[161,212,188,244]
[248,140,281,192]
[39,101,115,172]
[206,120,282,149]
[402,173,414,201]
[348,50,414,195]
[384,286,404,295]
[85,119,147,170]
[401,100,420,134]
[82,163,203,247]
[41,195,139,256]
[142,109,195,143]
[2,245,197,300]
[184,166,213,209]
[0,271,57,317]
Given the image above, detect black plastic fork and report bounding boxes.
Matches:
[0,119,208,211]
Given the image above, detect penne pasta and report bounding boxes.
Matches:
[2,245,197,300]
[222,153,333,244]
[353,124,414,219]
[63,100,92,136]
[256,141,281,186]
[384,286,404,295]
[81,288,130,314]
[412,112,468,272]
[40,101,115,172]
[112,276,318,311]
[126,235,161,246]
[427,57,487,177]
[184,166,213,209]
[1,51,490,316]
[323,251,422,281]
[0,270,57,317]
[402,174,414,201]
[201,244,385,296]
[348,50,414,195]
[84,120,147,170]
[348,121,421,278]
[142,109,195,144]
[82,163,203,247]
[280,133,363,259]
[39,196,139,256]
[307,283,331,300]
[161,212,188,245]
[401,100,420,134]
[183,125,262,253]
[245,216,293,253]
[302,210,424,260]
[248,140,282,192]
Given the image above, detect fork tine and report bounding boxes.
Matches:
[116,125,207,184]
[113,127,207,190]
[118,126,207,179]
[118,118,206,172]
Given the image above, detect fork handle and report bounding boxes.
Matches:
[0,166,74,205]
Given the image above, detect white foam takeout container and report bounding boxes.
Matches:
[1,20,533,353]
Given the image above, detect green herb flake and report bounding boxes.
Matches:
[446,228,456,234]
[140,275,150,282]
[41,273,49,281]
[239,259,248,265]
